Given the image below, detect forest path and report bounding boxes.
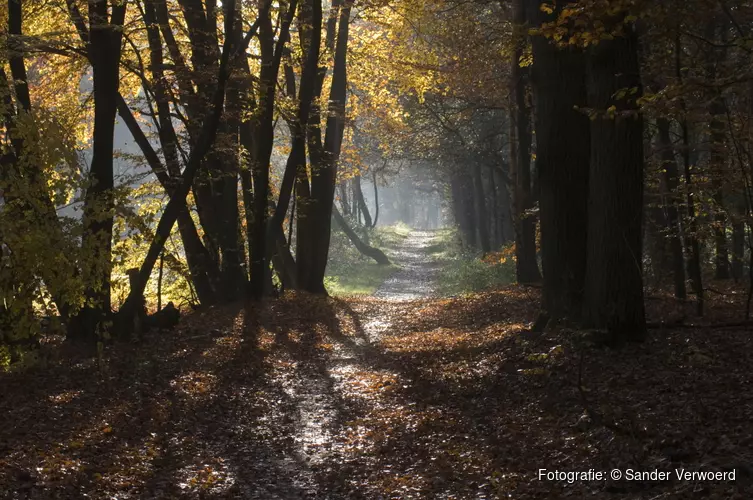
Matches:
[4,276,748,498]
[373,230,443,300]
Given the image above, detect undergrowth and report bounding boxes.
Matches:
[430,229,516,295]
[325,222,399,296]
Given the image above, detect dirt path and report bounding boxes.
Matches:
[374,230,442,300]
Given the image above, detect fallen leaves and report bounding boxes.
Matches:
[0,287,751,498]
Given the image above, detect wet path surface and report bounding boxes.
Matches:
[373,230,442,300]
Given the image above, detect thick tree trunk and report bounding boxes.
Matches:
[74,0,127,340]
[582,19,646,342]
[294,0,323,290]
[450,169,477,248]
[657,118,687,299]
[528,0,590,319]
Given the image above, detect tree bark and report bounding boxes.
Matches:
[706,19,730,280]
[582,19,646,342]
[301,0,352,294]
[74,0,127,340]
[371,169,380,228]
[528,0,590,320]
[511,0,541,284]
[249,0,298,299]
[732,219,745,282]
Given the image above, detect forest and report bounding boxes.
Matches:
[1,0,752,498]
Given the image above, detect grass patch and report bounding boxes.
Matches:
[372,222,413,248]
[326,263,398,296]
[436,257,515,296]
[326,222,399,296]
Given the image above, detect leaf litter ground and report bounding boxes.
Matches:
[2,286,752,499]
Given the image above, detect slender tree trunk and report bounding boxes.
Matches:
[139,1,219,303]
[706,19,730,280]
[339,181,351,215]
[675,33,704,315]
[371,170,380,228]
[353,175,372,227]
[488,165,500,247]
[249,0,298,299]
[583,18,646,342]
[528,0,590,320]
[3,0,78,320]
[511,0,541,284]
[732,219,745,282]
[116,97,218,305]
[657,117,687,299]
[303,0,352,294]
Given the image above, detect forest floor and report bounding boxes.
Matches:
[1,235,752,499]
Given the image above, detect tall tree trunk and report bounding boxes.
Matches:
[488,165,500,247]
[450,169,477,248]
[353,175,372,227]
[3,0,78,320]
[511,0,541,284]
[706,19,730,280]
[295,0,323,291]
[675,32,704,315]
[338,181,351,215]
[528,0,590,320]
[371,169,380,228]
[657,117,687,299]
[140,0,218,304]
[583,19,646,342]
[74,0,127,340]
[249,0,298,299]
[473,163,491,253]
[302,0,352,294]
